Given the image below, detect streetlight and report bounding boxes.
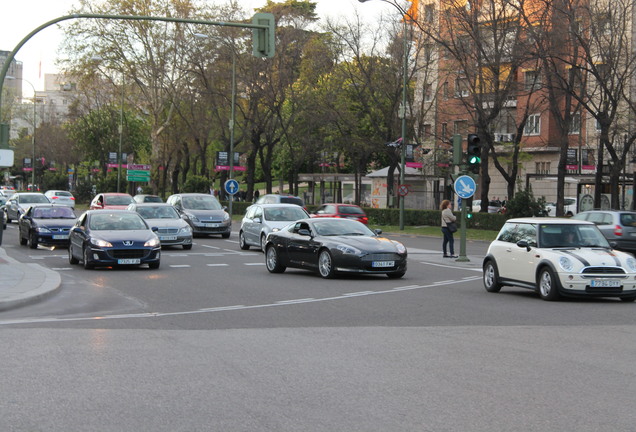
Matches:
[6,76,37,188]
[91,56,125,192]
[358,0,410,230]
[194,33,237,218]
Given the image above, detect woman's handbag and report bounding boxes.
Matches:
[447,222,458,233]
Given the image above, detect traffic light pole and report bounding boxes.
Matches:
[451,134,473,263]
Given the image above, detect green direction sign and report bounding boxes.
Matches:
[127,175,150,182]
[127,170,150,176]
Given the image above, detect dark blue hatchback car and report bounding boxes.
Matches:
[68,210,161,270]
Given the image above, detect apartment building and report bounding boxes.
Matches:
[410,0,636,210]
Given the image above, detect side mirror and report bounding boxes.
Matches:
[374,229,383,235]
[72,227,83,233]
[516,240,531,251]
[298,228,312,237]
[151,226,159,232]
[253,217,262,224]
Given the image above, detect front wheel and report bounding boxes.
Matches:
[387,270,406,279]
[239,231,250,250]
[221,232,231,239]
[68,244,79,265]
[620,295,636,303]
[537,267,561,301]
[265,245,286,273]
[148,261,160,269]
[83,246,95,270]
[19,228,27,245]
[260,234,267,253]
[28,231,38,249]
[183,244,192,250]
[318,249,336,279]
[483,260,502,293]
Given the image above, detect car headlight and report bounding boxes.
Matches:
[145,237,161,247]
[393,241,407,254]
[336,244,361,255]
[35,227,51,233]
[184,212,199,222]
[559,256,574,272]
[178,225,192,234]
[90,238,112,247]
[223,212,230,222]
[626,258,636,273]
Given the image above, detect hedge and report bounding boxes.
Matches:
[223,200,507,231]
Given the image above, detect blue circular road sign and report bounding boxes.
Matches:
[454,175,476,199]
[224,179,240,196]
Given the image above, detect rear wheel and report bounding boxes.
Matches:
[483,260,502,293]
[318,249,336,279]
[265,245,286,273]
[537,267,561,301]
[239,231,250,250]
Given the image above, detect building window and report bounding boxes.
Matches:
[535,162,550,174]
[453,120,468,136]
[441,123,448,141]
[524,114,541,135]
[454,77,469,97]
[423,124,432,138]
[442,82,449,99]
[424,83,433,102]
[568,112,581,134]
[425,4,434,23]
[524,70,541,91]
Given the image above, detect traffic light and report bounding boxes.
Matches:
[466,134,481,173]
[252,13,276,58]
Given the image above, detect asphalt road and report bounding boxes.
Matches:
[1,224,635,432]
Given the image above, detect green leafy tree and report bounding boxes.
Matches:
[504,188,547,218]
[182,175,210,193]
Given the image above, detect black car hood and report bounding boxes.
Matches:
[323,235,402,252]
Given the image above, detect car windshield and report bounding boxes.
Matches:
[33,207,75,219]
[264,207,308,221]
[313,219,375,237]
[21,194,49,204]
[142,196,163,203]
[182,196,221,210]
[137,206,179,219]
[105,195,134,205]
[89,213,148,231]
[539,223,610,248]
[280,196,304,206]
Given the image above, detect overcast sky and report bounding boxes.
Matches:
[1,0,398,96]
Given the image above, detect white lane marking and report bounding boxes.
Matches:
[51,268,73,271]
[206,263,229,267]
[244,263,265,266]
[200,245,221,250]
[0,278,478,326]
[420,261,483,272]
[169,265,191,268]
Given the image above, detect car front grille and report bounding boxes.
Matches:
[581,267,625,275]
[49,227,70,234]
[157,228,179,234]
[108,249,149,259]
[365,253,402,261]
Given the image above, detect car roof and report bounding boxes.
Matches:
[505,217,594,225]
[101,192,132,196]
[252,203,306,208]
[131,203,172,207]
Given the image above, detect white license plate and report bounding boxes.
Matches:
[118,258,141,265]
[372,261,395,268]
[203,223,221,228]
[160,236,177,241]
[52,235,69,240]
[590,280,621,288]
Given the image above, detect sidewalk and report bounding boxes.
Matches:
[0,246,62,311]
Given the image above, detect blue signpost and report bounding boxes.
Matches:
[224,179,239,196]
[453,175,476,262]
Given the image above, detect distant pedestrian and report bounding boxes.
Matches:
[440,199,457,258]
[254,189,260,201]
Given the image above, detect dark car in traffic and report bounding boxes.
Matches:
[19,205,76,249]
[264,218,407,279]
[166,193,231,238]
[68,210,161,269]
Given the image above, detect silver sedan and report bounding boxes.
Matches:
[239,203,309,252]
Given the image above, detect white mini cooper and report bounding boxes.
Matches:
[483,218,636,301]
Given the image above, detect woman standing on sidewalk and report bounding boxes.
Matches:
[440,199,457,258]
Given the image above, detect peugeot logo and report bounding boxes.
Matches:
[123,241,133,246]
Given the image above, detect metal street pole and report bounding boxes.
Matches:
[228,49,236,219]
[6,76,36,187]
[359,0,410,230]
[118,78,124,193]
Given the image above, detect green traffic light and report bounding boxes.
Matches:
[467,212,473,219]
[469,155,481,164]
